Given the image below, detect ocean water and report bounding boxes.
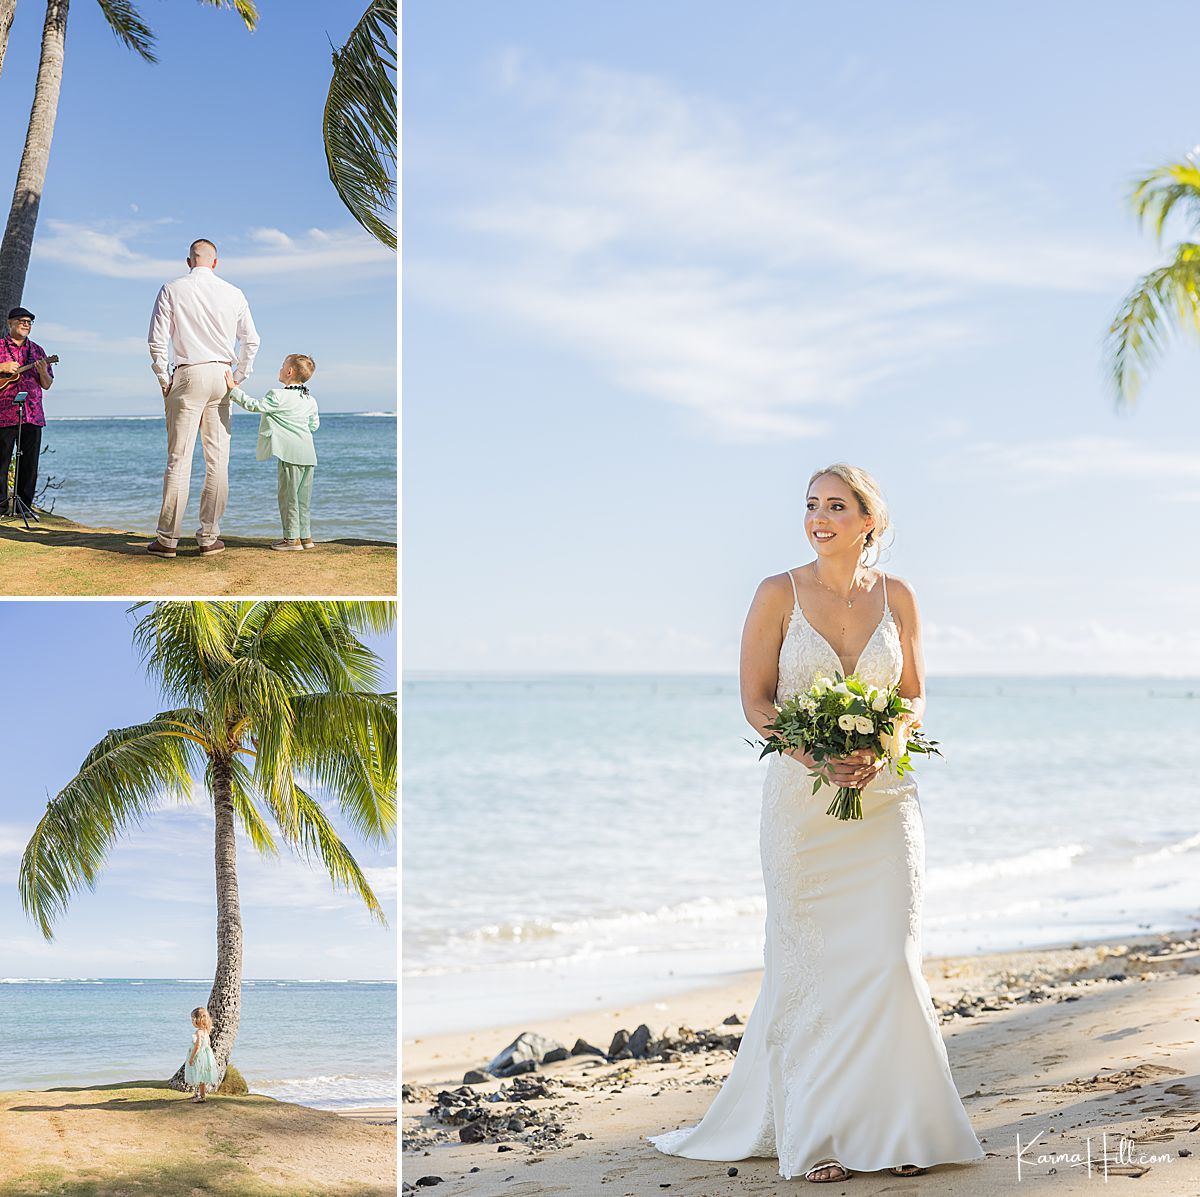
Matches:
[1,978,396,1109]
[30,413,396,543]
[402,675,1200,1037]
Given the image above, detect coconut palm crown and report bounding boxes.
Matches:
[324,0,396,250]
[18,600,396,1088]
[1106,155,1200,406]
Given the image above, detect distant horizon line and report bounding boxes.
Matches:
[1,976,398,984]
[403,670,1200,683]
[50,410,396,420]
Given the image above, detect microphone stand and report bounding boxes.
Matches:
[4,392,40,529]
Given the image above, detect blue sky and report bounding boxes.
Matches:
[404,1,1200,676]
[0,0,395,415]
[0,603,396,980]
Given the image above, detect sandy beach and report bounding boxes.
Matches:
[0,512,396,596]
[403,929,1200,1194]
[0,1082,397,1196]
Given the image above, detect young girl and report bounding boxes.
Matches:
[185,1006,219,1102]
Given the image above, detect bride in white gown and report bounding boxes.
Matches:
[649,463,984,1183]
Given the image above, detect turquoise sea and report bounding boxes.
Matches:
[1,978,396,1110]
[403,674,1200,1036]
[30,413,396,543]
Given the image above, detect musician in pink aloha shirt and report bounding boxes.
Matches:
[0,306,54,513]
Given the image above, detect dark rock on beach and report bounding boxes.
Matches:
[627,1024,656,1059]
[542,1047,570,1063]
[487,1032,566,1077]
[571,1038,606,1058]
[459,1121,487,1144]
[462,1070,489,1085]
[608,1029,630,1058]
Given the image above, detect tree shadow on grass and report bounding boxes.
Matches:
[0,1156,394,1197]
[0,519,395,557]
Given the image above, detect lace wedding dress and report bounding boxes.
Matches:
[649,571,984,1178]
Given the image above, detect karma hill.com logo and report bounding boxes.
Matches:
[1017,1131,1178,1180]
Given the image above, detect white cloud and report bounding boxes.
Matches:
[249,227,295,250]
[409,58,1152,441]
[925,619,1200,676]
[31,321,146,356]
[948,435,1200,487]
[33,220,393,282]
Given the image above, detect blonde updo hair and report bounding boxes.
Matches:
[807,462,891,564]
[191,1006,213,1033]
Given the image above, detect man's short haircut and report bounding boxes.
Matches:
[188,239,218,264]
[286,353,315,382]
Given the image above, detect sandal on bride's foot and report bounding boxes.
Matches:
[804,1159,851,1183]
[889,1164,926,1176]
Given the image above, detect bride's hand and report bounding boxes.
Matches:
[826,748,883,788]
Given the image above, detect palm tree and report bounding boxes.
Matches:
[324,0,396,250]
[1106,155,1200,406]
[0,0,258,315]
[19,601,397,1090]
[0,0,16,80]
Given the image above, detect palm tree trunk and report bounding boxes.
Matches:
[0,0,68,316]
[168,756,244,1090]
[0,0,17,81]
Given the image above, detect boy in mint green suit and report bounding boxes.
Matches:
[224,355,320,550]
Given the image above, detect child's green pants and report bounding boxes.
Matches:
[277,461,314,540]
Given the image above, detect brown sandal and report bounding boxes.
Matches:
[805,1159,852,1182]
[890,1164,926,1176]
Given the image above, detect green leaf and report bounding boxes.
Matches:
[323,0,397,249]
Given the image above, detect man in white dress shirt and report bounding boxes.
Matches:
[145,238,260,557]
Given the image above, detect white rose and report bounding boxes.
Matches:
[832,681,851,696]
[813,675,833,694]
[854,715,874,735]
[837,713,857,732]
[870,691,888,711]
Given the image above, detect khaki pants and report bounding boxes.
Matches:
[155,363,232,548]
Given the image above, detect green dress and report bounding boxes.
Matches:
[184,1028,219,1087]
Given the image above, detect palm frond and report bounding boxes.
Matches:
[224,756,279,856]
[1106,243,1200,406]
[194,0,258,32]
[95,0,157,62]
[235,602,391,695]
[19,719,201,938]
[278,783,388,923]
[1130,160,1200,241]
[292,691,397,844]
[323,0,397,249]
[130,602,236,708]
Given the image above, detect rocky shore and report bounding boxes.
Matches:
[403,930,1200,1194]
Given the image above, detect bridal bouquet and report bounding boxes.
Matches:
[751,674,941,820]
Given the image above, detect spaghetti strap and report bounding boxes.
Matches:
[880,572,889,614]
[786,569,800,608]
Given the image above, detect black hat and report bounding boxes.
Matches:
[7,306,34,321]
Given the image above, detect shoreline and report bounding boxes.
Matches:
[402,920,1200,1045]
[403,926,1200,1194]
[0,511,396,597]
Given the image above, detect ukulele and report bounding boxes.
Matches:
[0,354,59,400]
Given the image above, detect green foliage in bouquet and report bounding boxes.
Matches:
[749,673,941,820]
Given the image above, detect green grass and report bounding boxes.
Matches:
[0,1158,390,1197]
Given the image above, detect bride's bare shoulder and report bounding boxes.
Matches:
[881,572,919,614]
[748,569,799,612]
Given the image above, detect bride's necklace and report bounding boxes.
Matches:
[812,564,867,609]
